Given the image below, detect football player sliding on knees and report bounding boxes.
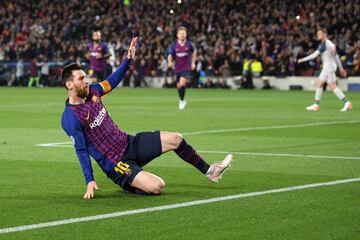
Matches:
[61,37,233,199]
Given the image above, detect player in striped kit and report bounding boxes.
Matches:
[298,29,352,112]
[87,31,110,82]
[168,27,196,110]
[61,37,232,199]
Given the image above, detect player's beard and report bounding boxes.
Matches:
[75,85,89,99]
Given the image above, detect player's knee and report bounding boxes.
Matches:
[316,80,324,88]
[173,132,183,148]
[151,179,165,195]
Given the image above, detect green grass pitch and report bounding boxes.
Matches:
[0,87,359,239]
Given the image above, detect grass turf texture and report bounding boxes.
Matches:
[0,87,359,239]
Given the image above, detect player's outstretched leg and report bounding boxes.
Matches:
[160,131,233,182]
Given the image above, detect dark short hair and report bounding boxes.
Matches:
[62,63,82,89]
[177,26,187,33]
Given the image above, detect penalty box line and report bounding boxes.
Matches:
[1,177,359,234]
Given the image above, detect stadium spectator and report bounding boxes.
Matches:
[218,78,230,89]
[38,55,50,86]
[15,58,24,86]
[204,78,217,89]
[27,58,39,87]
[0,0,359,83]
[242,57,255,89]
[134,58,148,87]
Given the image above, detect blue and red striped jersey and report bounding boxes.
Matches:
[170,41,195,73]
[61,58,132,184]
[87,42,108,71]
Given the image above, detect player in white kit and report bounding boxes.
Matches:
[298,29,352,112]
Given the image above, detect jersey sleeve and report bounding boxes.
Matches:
[62,109,94,185]
[170,43,176,58]
[102,43,109,55]
[165,46,171,58]
[335,54,344,70]
[301,50,320,62]
[89,57,132,96]
[317,42,326,53]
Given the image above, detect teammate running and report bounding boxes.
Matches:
[61,37,233,199]
[168,27,196,110]
[298,29,352,111]
[86,31,110,82]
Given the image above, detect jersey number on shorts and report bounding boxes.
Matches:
[114,161,132,175]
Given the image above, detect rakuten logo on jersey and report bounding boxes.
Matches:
[89,107,106,129]
[176,52,189,57]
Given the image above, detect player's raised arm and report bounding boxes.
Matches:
[96,37,138,95]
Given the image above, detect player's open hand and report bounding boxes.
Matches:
[297,58,304,63]
[127,37,138,60]
[83,181,99,199]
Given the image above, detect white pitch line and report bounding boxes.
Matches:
[36,142,73,147]
[198,150,360,161]
[1,177,359,234]
[182,120,360,136]
[35,120,360,148]
[35,144,360,161]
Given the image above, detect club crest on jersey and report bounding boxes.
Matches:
[92,96,100,103]
[89,107,106,129]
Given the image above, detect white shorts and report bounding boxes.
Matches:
[318,69,336,83]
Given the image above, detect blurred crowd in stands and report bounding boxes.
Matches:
[0,0,360,87]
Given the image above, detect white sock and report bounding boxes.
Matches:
[205,165,213,176]
[333,87,346,101]
[315,88,323,104]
